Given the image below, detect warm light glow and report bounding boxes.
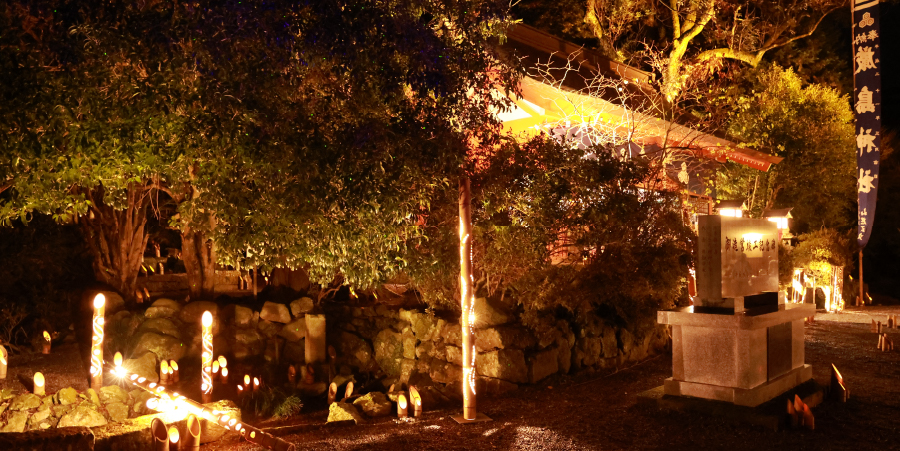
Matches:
[719,208,743,218]
[43,331,51,342]
[202,311,213,327]
[170,361,178,371]
[237,385,244,392]
[212,361,220,374]
[34,372,45,387]
[114,352,123,367]
[138,377,146,383]
[130,374,139,381]
[399,395,407,409]
[221,367,228,377]
[253,377,260,387]
[218,356,227,368]
[147,398,159,410]
[201,311,214,397]
[161,360,169,374]
[742,233,763,242]
[93,293,106,309]
[244,375,251,385]
[168,427,180,443]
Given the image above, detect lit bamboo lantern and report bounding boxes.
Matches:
[410,386,422,417]
[212,361,220,376]
[218,356,227,369]
[42,331,51,354]
[90,293,106,390]
[150,417,168,451]
[220,367,228,384]
[343,381,354,401]
[170,360,179,383]
[0,345,7,379]
[168,426,180,451]
[327,382,337,405]
[397,393,408,419]
[185,414,201,451]
[160,360,170,385]
[287,365,296,385]
[253,377,260,393]
[34,372,45,396]
[201,311,213,403]
[244,374,251,391]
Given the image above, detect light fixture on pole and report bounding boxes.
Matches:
[90,293,106,390]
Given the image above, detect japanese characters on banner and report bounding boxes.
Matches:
[853,0,882,248]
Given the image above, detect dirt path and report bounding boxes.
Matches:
[206,318,900,451]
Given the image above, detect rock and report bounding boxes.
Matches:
[429,361,462,384]
[373,329,403,377]
[305,314,327,364]
[144,298,182,319]
[475,326,538,352]
[136,317,182,340]
[29,406,51,425]
[260,301,291,324]
[56,388,78,406]
[290,297,315,317]
[445,345,463,366]
[528,347,559,383]
[283,340,305,364]
[327,402,365,424]
[335,332,373,368]
[439,322,462,347]
[85,389,101,406]
[401,328,417,360]
[556,336,572,375]
[408,312,443,341]
[132,331,186,362]
[180,301,219,325]
[278,317,307,342]
[602,325,619,358]
[399,358,417,384]
[58,405,108,428]
[41,395,54,407]
[473,297,512,328]
[99,385,129,405]
[475,349,528,384]
[9,393,41,411]
[228,305,255,328]
[618,328,635,355]
[1,411,29,432]
[106,402,129,422]
[257,318,280,338]
[123,351,159,383]
[233,328,265,359]
[415,341,434,360]
[352,392,392,417]
[52,404,73,418]
[130,390,156,416]
[96,291,126,314]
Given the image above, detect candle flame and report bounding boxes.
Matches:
[34,372,45,387]
[43,331,51,341]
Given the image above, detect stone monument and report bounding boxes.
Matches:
[658,215,815,406]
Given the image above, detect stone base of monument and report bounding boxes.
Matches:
[637,378,825,431]
[658,303,815,407]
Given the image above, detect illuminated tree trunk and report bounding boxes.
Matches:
[181,225,217,300]
[78,185,150,301]
[459,177,477,420]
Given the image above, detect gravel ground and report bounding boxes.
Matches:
[3,310,898,450]
[205,311,900,451]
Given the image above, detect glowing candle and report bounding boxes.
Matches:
[217,356,227,369]
[0,345,7,380]
[33,372,45,396]
[201,311,213,403]
[161,360,170,385]
[397,393,408,419]
[42,331,51,354]
[170,360,179,383]
[212,361,220,375]
[114,351,123,367]
[168,426,180,451]
[90,293,106,390]
[220,367,228,384]
[410,386,422,417]
[253,377,260,393]
[243,374,251,391]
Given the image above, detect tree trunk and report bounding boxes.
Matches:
[78,185,150,301]
[181,225,217,300]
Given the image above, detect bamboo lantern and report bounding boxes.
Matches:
[185,414,201,451]
[217,356,227,383]
[244,374,251,391]
[327,382,337,405]
[0,345,7,379]
[170,360,179,383]
[397,393,408,419]
[410,386,422,417]
[236,384,245,400]
[220,367,228,384]
[343,381,354,401]
[151,417,169,451]
[458,178,478,421]
[287,365,296,385]
[114,352,123,368]
[90,293,106,390]
[168,426,180,451]
[201,311,213,403]
[160,360,170,385]
[34,372,45,396]
[42,331,51,354]
[253,377,260,393]
[212,361,220,376]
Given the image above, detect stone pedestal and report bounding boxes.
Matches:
[658,303,814,407]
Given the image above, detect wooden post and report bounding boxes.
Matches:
[859,250,864,306]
